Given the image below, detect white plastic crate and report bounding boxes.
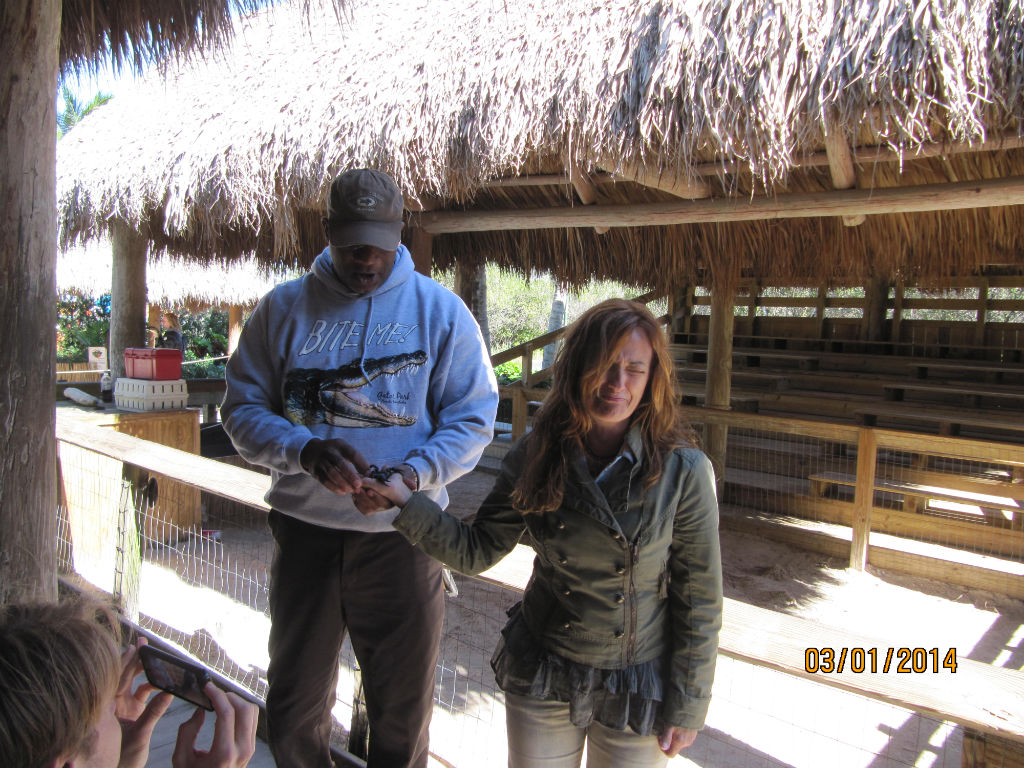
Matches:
[114,377,189,411]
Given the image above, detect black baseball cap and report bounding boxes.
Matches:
[326,169,405,251]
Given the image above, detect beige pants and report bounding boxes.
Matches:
[504,692,669,768]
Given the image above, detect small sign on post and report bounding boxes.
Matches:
[87,346,108,370]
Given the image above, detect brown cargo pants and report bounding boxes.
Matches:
[266,511,445,768]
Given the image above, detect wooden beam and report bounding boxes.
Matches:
[689,132,1024,177]
[419,175,1024,234]
[566,162,610,235]
[404,194,443,212]
[823,124,866,227]
[478,134,1024,192]
[599,157,712,199]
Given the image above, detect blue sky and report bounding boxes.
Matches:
[59,60,139,104]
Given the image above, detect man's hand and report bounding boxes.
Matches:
[172,683,258,768]
[658,726,697,756]
[300,438,370,494]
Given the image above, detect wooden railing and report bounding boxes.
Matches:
[676,405,1024,591]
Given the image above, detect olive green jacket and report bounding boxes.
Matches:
[393,428,723,729]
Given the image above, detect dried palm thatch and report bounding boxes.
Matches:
[58,0,344,77]
[57,0,1024,291]
[57,241,294,309]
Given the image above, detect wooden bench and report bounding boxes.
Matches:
[680,392,760,412]
[883,382,1024,409]
[672,346,819,371]
[808,471,1022,527]
[855,405,1024,441]
[677,368,794,393]
[909,362,1024,384]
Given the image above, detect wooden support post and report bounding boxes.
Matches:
[891,285,905,346]
[114,471,151,623]
[348,667,369,760]
[511,388,529,439]
[110,221,149,380]
[823,122,866,227]
[745,283,760,339]
[850,427,877,570]
[862,276,889,342]
[228,305,244,355]
[147,304,161,347]
[704,286,735,494]
[674,284,696,342]
[454,261,491,354]
[566,159,608,234]
[405,225,433,276]
[961,729,1024,767]
[814,287,827,341]
[974,280,989,347]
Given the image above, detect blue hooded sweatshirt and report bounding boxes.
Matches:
[221,245,499,532]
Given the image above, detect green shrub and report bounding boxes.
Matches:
[493,360,522,385]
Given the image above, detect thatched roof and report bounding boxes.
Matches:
[58,0,341,76]
[57,0,1024,291]
[57,241,294,309]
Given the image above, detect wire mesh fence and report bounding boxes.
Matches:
[680,408,1024,599]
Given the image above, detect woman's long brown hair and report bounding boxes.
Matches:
[511,299,690,513]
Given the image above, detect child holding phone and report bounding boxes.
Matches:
[0,597,259,768]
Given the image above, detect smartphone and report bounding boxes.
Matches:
[138,644,214,710]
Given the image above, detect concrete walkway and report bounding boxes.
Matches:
[145,693,276,768]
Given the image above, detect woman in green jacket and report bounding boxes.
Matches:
[363,298,722,768]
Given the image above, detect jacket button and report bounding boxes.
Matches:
[562,622,571,631]
[563,589,571,597]
[613,532,624,542]
[615,564,625,575]
[614,593,624,603]
[555,520,566,530]
[614,629,624,638]
[558,555,568,565]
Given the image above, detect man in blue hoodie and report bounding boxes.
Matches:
[221,168,499,768]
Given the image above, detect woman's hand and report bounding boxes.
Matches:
[360,469,414,511]
[658,726,697,756]
[172,683,258,768]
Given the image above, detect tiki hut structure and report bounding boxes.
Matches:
[57,241,295,352]
[56,0,1024,475]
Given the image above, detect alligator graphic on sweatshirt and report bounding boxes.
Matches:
[284,351,427,427]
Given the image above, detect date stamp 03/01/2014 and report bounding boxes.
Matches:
[804,647,958,674]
